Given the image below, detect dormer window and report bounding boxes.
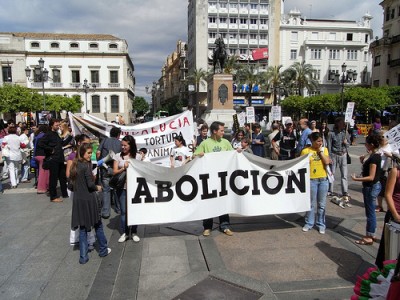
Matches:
[109,43,118,49]
[51,42,59,49]
[89,43,99,49]
[70,42,79,48]
[31,42,40,48]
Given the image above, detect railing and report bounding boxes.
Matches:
[51,82,63,88]
[108,83,120,88]
[31,82,42,88]
[70,83,80,88]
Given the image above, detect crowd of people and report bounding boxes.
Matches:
[1,114,400,271]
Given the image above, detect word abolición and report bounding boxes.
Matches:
[131,168,307,203]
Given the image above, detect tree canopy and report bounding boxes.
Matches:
[0,84,82,112]
[132,96,149,116]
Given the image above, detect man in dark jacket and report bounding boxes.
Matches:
[38,119,68,202]
[96,127,122,218]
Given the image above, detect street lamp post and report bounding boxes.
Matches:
[104,96,108,121]
[334,63,357,116]
[25,58,59,110]
[77,79,96,114]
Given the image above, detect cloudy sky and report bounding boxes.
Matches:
[0,0,382,100]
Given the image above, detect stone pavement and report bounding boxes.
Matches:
[0,138,387,300]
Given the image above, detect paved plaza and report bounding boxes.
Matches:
[0,137,387,299]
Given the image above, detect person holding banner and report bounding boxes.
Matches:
[170,136,192,168]
[194,121,235,237]
[113,135,140,243]
[301,132,330,234]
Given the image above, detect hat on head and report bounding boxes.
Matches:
[285,118,293,125]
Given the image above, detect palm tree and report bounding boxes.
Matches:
[223,55,240,75]
[235,64,262,106]
[187,68,208,117]
[262,65,284,106]
[289,61,319,96]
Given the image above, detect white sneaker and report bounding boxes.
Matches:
[302,226,311,232]
[118,233,127,243]
[132,234,140,243]
[319,228,326,234]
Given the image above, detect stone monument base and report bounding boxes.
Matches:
[202,109,236,129]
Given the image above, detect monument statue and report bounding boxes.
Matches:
[212,36,227,74]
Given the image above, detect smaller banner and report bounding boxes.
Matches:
[271,106,281,121]
[246,106,255,123]
[344,102,355,123]
[126,152,310,225]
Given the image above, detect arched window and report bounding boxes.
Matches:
[89,43,98,49]
[50,42,59,49]
[110,95,119,113]
[31,42,40,48]
[70,42,79,48]
[109,43,118,49]
[92,95,100,113]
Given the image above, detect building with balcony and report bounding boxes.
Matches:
[155,40,188,112]
[279,9,373,96]
[370,0,400,86]
[0,32,135,122]
[187,0,275,117]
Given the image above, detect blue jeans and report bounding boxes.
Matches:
[116,189,137,235]
[21,162,29,181]
[362,182,381,237]
[329,153,348,195]
[79,221,108,264]
[100,170,112,217]
[305,178,329,230]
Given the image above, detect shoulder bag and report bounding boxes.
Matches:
[109,170,126,190]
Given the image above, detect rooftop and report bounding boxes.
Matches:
[0,32,121,41]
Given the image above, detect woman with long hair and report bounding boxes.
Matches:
[70,143,110,264]
[66,134,95,247]
[34,124,49,194]
[113,135,140,243]
[318,121,329,147]
[351,134,382,245]
[301,132,330,234]
[231,130,245,150]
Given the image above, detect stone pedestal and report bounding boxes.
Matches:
[202,74,236,128]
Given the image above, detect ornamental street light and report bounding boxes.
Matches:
[77,79,96,114]
[334,63,357,116]
[104,96,108,121]
[25,58,59,110]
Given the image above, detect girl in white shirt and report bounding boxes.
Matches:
[2,126,22,188]
[170,136,191,168]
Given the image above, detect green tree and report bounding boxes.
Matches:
[262,65,284,105]
[187,68,208,116]
[132,96,149,116]
[280,95,306,119]
[223,55,240,75]
[0,84,42,112]
[45,94,82,112]
[344,86,393,113]
[235,64,262,106]
[288,61,319,96]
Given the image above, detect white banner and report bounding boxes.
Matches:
[246,106,255,123]
[385,123,400,150]
[69,111,195,166]
[271,106,281,121]
[126,152,310,225]
[345,102,355,123]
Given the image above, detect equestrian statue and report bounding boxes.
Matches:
[212,36,227,73]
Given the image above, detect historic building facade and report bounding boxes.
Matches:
[370,0,400,86]
[0,32,135,122]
